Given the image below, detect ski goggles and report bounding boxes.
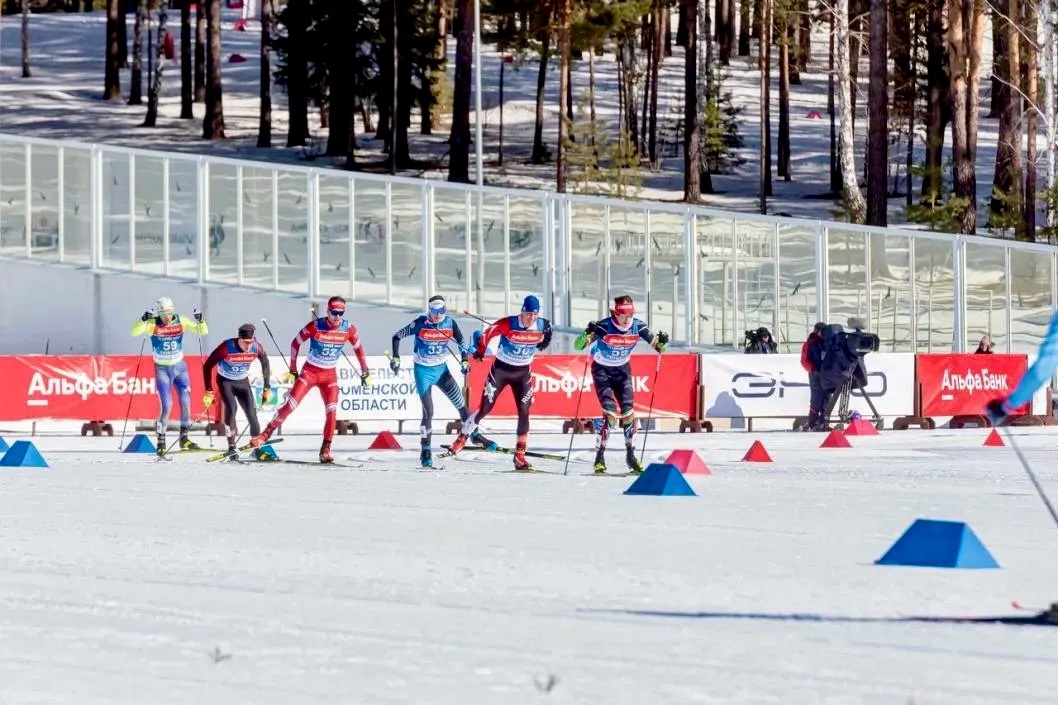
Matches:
[428,300,447,317]
[328,309,345,317]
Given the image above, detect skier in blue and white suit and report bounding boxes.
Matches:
[987,314,1058,423]
[390,295,496,467]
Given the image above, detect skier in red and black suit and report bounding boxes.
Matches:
[202,323,273,459]
[800,322,827,430]
[445,295,552,470]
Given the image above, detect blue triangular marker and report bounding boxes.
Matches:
[624,463,697,496]
[0,435,8,453]
[0,440,49,469]
[875,518,999,569]
[123,433,156,453]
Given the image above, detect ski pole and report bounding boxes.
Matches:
[118,336,147,450]
[563,352,594,476]
[638,351,663,465]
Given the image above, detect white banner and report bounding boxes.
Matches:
[247,355,464,426]
[700,353,915,418]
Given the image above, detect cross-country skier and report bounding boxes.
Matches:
[202,323,273,461]
[389,294,496,468]
[251,296,371,464]
[445,295,552,471]
[574,295,668,474]
[986,314,1058,423]
[131,296,209,455]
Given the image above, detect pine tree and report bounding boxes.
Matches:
[701,66,744,174]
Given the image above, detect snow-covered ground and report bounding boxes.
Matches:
[2,425,1058,704]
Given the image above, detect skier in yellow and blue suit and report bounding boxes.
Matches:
[131,296,208,454]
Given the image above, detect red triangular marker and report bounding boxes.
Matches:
[368,430,403,450]
[983,429,1004,447]
[663,449,712,475]
[820,428,852,448]
[844,418,880,436]
[741,440,773,462]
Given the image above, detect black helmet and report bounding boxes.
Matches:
[238,323,256,340]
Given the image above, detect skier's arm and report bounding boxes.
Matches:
[201,343,227,392]
[289,322,315,372]
[475,319,507,358]
[256,346,272,389]
[391,319,418,358]
[1005,313,1058,410]
[537,319,553,350]
[131,319,155,336]
[347,325,369,371]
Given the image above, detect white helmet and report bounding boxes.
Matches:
[156,296,175,313]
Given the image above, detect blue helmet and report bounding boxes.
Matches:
[521,295,541,313]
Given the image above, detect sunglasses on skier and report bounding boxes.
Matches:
[328,309,345,318]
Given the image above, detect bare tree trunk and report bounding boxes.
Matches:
[449,0,473,182]
[202,0,225,139]
[531,15,552,163]
[21,0,30,78]
[684,0,701,201]
[948,0,986,234]
[1041,0,1057,230]
[1023,0,1037,240]
[143,1,169,127]
[829,7,839,193]
[991,0,1022,229]
[257,0,274,147]
[718,0,732,62]
[989,3,1005,118]
[739,0,751,54]
[922,0,947,202]
[180,0,193,118]
[700,0,714,193]
[102,0,122,100]
[194,3,206,102]
[285,0,309,147]
[556,0,572,191]
[837,0,866,221]
[423,0,448,134]
[865,0,887,226]
[758,0,772,210]
[778,22,791,180]
[648,0,663,165]
[129,0,147,104]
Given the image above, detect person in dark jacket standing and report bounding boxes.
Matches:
[800,322,827,430]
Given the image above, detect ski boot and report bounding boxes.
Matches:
[512,441,532,472]
[223,439,239,461]
[420,448,433,468]
[156,433,167,458]
[593,448,607,474]
[446,433,469,456]
[253,446,277,462]
[178,427,201,451]
[319,440,334,465]
[625,446,644,474]
[471,430,499,451]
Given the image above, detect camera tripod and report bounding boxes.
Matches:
[822,377,884,430]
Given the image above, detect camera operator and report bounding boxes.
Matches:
[800,322,827,429]
[744,326,778,354]
[817,317,880,425]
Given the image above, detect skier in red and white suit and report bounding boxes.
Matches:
[251,296,371,463]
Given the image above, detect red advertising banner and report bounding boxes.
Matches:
[916,353,1028,416]
[466,354,698,418]
[0,355,208,421]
